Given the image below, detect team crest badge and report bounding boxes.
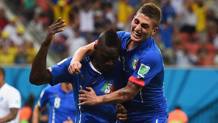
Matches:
[137,64,150,78]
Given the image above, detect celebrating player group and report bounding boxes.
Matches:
[30,2,167,123]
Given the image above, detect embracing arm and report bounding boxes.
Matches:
[79,81,142,105]
[99,82,142,104]
[68,42,96,74]
[0,108,18,123]
[29,18,65,85]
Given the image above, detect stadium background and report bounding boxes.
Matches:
[0,0,218,122]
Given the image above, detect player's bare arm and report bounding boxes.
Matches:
[32,104,40,123]
[68,42,96,74]
[0,108,18,123]
[30,18,65,85]
[79,81,142,105]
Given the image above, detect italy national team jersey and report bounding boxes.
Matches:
[50,56,123,123]
[39,84,78,123]
[117,31,167,122]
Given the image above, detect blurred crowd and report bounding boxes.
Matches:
[1,0,218,67]
[0,9,36,66]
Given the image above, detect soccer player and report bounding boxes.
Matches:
[69,2,167,123]
[29,18,126,123]
[0,66,21,123]
[32,83,77,123]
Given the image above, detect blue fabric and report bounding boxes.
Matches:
[117,31,167,122]
[50,56,123,123]
[39,84,78,123]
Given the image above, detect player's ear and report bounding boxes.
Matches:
[152,26,158,35]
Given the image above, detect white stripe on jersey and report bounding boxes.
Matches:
[155,119,158,123]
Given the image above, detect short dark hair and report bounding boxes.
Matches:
[0,66,5,78]
[96,28,121,49]
[94,28,121,60]
[91,29,121,72]
[137,2,162,27]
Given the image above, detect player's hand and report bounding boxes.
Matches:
[116,104,127,121]
[63,117,73,123]
[79,87,102,106]
[68,60,82,74]
[46,17,66,41]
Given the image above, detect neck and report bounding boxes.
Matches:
[128,39,141,51]
[61,84,72,93]
[127,40,135,50]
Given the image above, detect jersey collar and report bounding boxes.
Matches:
[126,36,153,51]
[89,61,102,75]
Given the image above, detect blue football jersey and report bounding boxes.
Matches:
[50,56,123,123]
[39,84,78,123]
[117,31,167,121]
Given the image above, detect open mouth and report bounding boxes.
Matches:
[133,31,142,39]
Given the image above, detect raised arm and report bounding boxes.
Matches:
[68,42,96,74]
[29,18,66,85]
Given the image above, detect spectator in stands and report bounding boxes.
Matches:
[161,0,176,24]
[116,0,134,30]
[14,45,28,65]
[0,7,8,31]
[214,50,218,66]
[168,106,188,123]
[0,46,15,65]
[0,66,21,123]
[50,33,69,59]
[24,42,36,64]
[79,2,95,40]
[2,16,17,43]
[68,29,87,56]
[50,0,72,24]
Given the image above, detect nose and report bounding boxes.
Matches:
[135,24,141,31]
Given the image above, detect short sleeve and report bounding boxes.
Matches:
[49,57,75,85]
[8,88,21,109]
[129,52,163,87]
[38,87,49,107]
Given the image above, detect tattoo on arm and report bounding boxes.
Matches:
[118,82,142,101]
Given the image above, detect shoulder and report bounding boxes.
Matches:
[117,31,130,39]
[44,84,60,93]
[56,57,72,66]
[140,49,163,65]
[4,83,21,95]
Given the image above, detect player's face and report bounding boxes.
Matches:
[130,13,155,43]
[97,55,118,74]
[93,47,119,74]
[65,83,73,90]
